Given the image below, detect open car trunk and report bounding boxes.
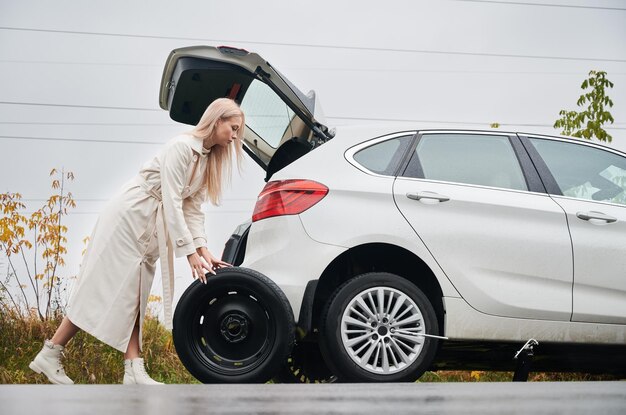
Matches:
[159,45,333,180]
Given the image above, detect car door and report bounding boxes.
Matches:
[522,135,626,324]
[393,131,573,320]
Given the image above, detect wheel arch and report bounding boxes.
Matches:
[308,242,444,335]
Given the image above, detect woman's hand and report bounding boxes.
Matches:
[188,247,232,284]
[197,246,232,272]
[187,252,213,284]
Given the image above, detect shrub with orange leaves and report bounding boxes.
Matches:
[0,168,76,320]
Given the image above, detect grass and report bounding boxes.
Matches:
[0,312,616,384]
[418,370,614,382]
[0,312,198,384]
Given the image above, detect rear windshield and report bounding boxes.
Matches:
[241,80,299,148]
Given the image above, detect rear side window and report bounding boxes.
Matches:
[404,133,528,191]
[529,138,626,206]
[353,135,413,176]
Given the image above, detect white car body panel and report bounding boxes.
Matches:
[394,178,573,321]
[273,131,461,298]
[241,215,346,320]
[445,297,626,344]
[551,196,626,324]
[297,179,462,298]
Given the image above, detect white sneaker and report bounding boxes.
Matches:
[29,340,74,385]
[123,358,164,385]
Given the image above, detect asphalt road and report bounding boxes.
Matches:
[1,382,625,414]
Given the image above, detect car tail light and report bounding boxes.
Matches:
[252,180,329,222]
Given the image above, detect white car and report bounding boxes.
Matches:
[160,46,626,383]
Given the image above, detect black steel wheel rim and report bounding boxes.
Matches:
[188,285,275,376]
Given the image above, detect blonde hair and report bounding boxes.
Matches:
[190,98,245,205]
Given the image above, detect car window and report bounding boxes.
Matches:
[353,135,413,176]
[529,138,626,206]
[240,79,297,149]
[404,133,528,191]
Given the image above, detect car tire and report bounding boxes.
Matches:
[173,267,295,383]
[273,340,337,383]
[319,272,440,382]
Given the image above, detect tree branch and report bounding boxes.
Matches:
[33,223,40,300]
[46,169,65,319]
[0,277,23,318]
[19,245,42,320]
[1,243,31,314]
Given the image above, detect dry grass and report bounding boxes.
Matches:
[0,312,616,384]
[0,312,198,384]
[419,370,615,382]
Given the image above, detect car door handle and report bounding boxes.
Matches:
[406,192,450,202]
[576,211,617,223]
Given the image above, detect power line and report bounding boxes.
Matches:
[3,101,626,129]
[0,135,163,145]
[4,58,626,76]
[286,68,626,75]
[19,198,255,202]
[21,198,109,202]
[327,116,626,130]
[1,26,624,63]
[0,59,158,67]
[2,118,625,147]
[1,115,624,136]
[0,121,175,126]
[327,115,521,126]
[448,0,626,11]
[0,101,159,111]
[19,210,252,215]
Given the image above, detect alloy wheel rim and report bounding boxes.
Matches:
[340,286,426,374]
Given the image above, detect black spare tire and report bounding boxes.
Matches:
[173,267,295,383]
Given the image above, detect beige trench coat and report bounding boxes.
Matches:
[67,134,210,352]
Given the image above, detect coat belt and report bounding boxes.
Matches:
[141,183,175,330]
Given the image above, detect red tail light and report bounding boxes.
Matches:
[252,180,329,222]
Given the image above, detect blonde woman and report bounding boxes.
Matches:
[29,98,245,384]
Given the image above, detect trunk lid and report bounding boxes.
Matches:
[159,45,332,176]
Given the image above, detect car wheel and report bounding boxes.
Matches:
[173,267,295,383]
[273,341,337,383]
[320,272,440,382]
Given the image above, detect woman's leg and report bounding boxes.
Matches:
[122,315,162,384]
[50,316,81,346]
[124,318,141,360]
[30,316,78,384]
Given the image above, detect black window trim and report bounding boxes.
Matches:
[399,131,424,179]
[390,132,419,177]
[510,135,547,194]
[397,131,422,177]
[517,134,563,195]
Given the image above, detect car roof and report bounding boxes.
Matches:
[330,125,626,157]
